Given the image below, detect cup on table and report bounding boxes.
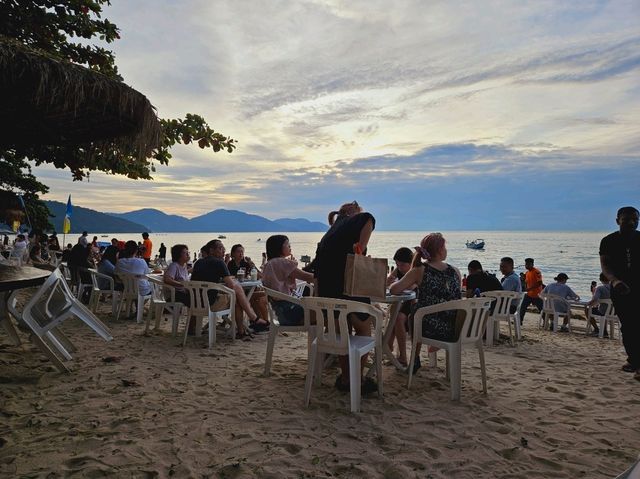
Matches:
[237,268,245,282]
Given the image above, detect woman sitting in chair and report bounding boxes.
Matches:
[386,247,416,367]
[163,244,191,306]
[389,233,462,373]
[262,235,314,326]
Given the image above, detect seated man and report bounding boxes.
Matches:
[586,273,611,337]
[190,239,259,340]
[465,260,502,297]
[499,256,522,313]
[542,273,580,332]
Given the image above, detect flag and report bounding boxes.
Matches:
[63,195,72,234]
[12,220,20,232]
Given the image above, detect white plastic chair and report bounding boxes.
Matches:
[302,297,384,413]
[146,275,184,335]
[593,299,622,341]
[482,291,524,346]
[182,280,236,349]
[81,267,118,317]
[539,293,573,332]
[263,286,314,376]
[19,269,113,371]
[114,272,152,323]
[408,298,492,401]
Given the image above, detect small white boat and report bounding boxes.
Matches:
[466,239,485,250]
[218,235,226,239]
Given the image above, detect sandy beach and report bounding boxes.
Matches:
[1,296,639,479]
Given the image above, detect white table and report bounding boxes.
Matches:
[568,299,590,333]
[367,290,416,375]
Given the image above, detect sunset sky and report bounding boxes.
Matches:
[40,0,640,230]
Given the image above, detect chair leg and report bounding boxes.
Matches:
[485,319,494,347]
[182,316,192,347]
[514,316,522,340]
[264,325,278,376]
[375,344,384,398]
[445,350,450,381]
[407,338,417,389]
[478,342,487,394]
[349,351,361,413]
[45,331,72,361]
[144,303,153,334]
[449,346,461,401]
[598,317,605,338]
[154,304,164,330]
[208,314,216,350]
[136,296,145,324]
[304,342,317,407]
[171,307,181,337]
[507,319,514,346]
[314,353,324,386]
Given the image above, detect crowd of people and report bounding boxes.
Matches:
[3,204,637,385]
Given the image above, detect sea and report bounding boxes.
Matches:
[71,231,609,298]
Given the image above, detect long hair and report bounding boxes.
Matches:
[328,201,362,225]
[412,233,446,267]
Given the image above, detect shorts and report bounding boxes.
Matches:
[271,300,305,326]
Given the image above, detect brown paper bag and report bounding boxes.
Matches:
[343,254,388,299]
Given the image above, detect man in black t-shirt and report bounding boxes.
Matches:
[599,206,640,380]
[190,239,259,339]
[465,260,502,298]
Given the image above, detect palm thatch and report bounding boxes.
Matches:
[0,35,161,158]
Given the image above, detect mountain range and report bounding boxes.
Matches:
[45,201,327,233]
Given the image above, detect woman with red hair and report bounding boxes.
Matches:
[389,232,462,373]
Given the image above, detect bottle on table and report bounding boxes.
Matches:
[250,267,258,281]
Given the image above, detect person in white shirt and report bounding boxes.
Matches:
[115,240,151,296]
[542,273,579,332]
[11,234,28,261]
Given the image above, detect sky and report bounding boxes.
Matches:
[39,0,640,230]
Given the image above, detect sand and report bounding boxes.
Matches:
[1,295,639,479]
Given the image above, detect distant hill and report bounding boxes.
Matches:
[45,201,149,234]
[109,208,327,232]
[108,208,191,232]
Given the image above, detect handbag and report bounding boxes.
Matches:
[343,253,388,299]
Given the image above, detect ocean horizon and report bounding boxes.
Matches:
[67,230,608,298]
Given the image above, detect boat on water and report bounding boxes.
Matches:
[465,239,485,250]
[218,235,226,239]
[100,234,108,237]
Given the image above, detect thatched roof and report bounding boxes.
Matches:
[0,35,161,157]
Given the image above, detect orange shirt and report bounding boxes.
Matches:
[525,267,543,297]
[142,238,153,259]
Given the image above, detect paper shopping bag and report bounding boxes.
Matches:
[343,254,388,299]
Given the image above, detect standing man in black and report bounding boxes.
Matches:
[600,206,640,381]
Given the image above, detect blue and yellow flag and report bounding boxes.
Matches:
[63,195,72,234]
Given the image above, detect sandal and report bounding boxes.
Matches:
[236,331,253,341]
[622,363,636,373]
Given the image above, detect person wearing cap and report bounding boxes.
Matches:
[541,273,579,332]
[519,258,544,325]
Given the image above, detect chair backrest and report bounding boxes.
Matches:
[482,291,524,316]
[116,272,142,298]
[301,297,383,355]
[263,286,308,327]
[86,268,114,292]
[597,299,616,318]
[295,281,314,297]
[22,269,73,334]
[541,293,570,314]
[147,275,175,303]
[457,298,493,343]
[183,280,233,317]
